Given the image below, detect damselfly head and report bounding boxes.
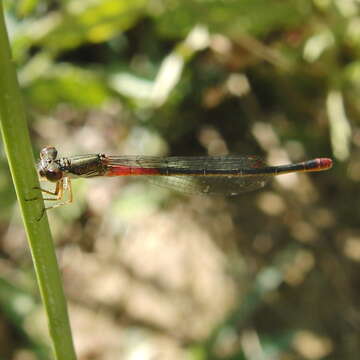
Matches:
[37,146,63,182]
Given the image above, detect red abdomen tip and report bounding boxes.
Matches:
[318,158,333,170]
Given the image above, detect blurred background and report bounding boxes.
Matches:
[0,0,359,359]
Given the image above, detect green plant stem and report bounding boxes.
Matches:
[0,3,76,360]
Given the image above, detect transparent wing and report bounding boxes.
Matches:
[147,174,268,195]
[107,155,269,195]
[106,155,266,171]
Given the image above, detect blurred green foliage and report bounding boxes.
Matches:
[1,0,359,359]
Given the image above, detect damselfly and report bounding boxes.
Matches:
[35,146,333,211]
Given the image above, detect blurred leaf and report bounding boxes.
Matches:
[16,0,39,17]
[303,29,335,63]
[0,277,50,359]
[327,90,351,161]
[40,0,147,51]
[24,63,110,108]
[154,0,311,39]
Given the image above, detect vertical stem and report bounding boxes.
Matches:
[0,3,77,359]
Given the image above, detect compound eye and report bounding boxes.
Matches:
[44,168,63,182]
[38,168,46,178]
[40,146,58,160]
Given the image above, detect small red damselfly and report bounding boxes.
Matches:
[35,146,332,212]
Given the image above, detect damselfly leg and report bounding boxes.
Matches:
[32,177,73,219]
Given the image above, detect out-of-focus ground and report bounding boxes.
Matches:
[0,1,359,359]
